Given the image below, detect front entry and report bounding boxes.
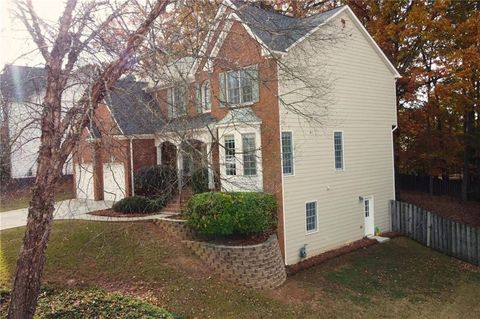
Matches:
[363,196,374,236]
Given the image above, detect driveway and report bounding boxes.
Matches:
[0,199,112,230]
[0,199,173,231]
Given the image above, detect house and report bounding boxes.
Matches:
[74,0,400,265]
[0,65,73,179]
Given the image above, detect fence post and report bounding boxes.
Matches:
[426,211,431,247]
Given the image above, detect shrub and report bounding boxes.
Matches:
[191,168,209,194]
[185,192,277,237]
[113,196,157,214]
[134,165,177,198]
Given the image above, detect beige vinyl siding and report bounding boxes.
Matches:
[279,10,397,265]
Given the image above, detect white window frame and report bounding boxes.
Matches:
[281,131,294,176]
[224,135,236,176]
[305,200,318,234]
[241,133,257,176]
[224,65,258,106]
[333,130,345,171]
[200,80,211,113]
[168,85,187,118]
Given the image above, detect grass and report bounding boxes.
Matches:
[0,184,74,212]
[0,288,176,319]
[1,221,479,318]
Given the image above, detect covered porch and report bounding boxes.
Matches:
[155,129,215,192]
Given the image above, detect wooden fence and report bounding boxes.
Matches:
[390,200,480,266]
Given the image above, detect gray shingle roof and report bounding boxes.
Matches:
[104,80,164,136]
[0,65,47,103]
[161,113,217,133]
[230,1,345,52]
[216,107,262,126]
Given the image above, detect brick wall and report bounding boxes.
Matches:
[74,103,157,199]
[152,19,286,257]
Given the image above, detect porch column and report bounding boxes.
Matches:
[156,144,162,165]
[176,144,183,192]
[206,142,214,190]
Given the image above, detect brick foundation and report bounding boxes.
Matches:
[154,218,286,289]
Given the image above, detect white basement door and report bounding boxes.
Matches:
[103,163,126,202]
[75,164,94,199]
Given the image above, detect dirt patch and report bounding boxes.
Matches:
[88,208,158,218]
[286,237,378,275]
[398,191,480,228]
[381,231,402,238]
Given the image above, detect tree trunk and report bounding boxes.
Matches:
[7,182,55,319]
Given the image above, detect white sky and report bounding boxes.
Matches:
[0,0,65,67]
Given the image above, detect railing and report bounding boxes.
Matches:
[390,200,480,266]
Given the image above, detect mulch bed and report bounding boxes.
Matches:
[88,208,158,218]
[286,237,378,275]
[398,191,480,228]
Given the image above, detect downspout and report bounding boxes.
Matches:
[130,138,135,196]
[391,124,398,201]
[390,125,398,232]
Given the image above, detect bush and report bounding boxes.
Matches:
[191,168,209,194]
[113,196,158,214]
[185,192,277,237]
[134,165,177,198]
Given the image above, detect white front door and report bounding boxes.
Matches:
[363,196,374,236]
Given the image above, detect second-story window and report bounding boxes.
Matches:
[200,80,211,112]
[219,66,259,106]
[334,131,344,171]
[281,131,294,175]
[168,86,186,118]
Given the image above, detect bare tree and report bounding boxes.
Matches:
[7,0,170,318]
[4,1,347,317]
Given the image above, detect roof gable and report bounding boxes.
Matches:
[104,80,164,136]
[192,1,400,79]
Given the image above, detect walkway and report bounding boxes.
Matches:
[0,199,174,231]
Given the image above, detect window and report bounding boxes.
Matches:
[224,135,236,176]
[305,201,317,233]
[364,198,370,217]
[242,134,256,176]
[219,66,259,106]
[281,132,293,175]
[168,86,186,118]
[199,80,211,112]
[334,131,344,170]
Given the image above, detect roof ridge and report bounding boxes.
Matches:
[302,5,346,20]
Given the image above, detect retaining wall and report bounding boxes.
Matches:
[184,235,286,289]
[155,218,286,289]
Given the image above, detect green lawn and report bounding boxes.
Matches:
[1,221,479,318]
[0,187,73,212]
